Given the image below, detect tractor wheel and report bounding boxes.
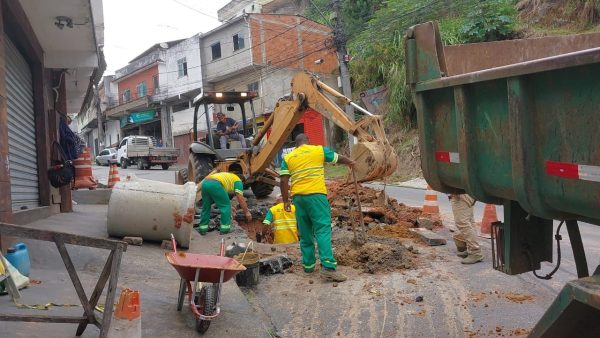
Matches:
[188,153,214,184]
[250,180,275,198]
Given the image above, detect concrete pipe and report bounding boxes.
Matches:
[107,174,196,248]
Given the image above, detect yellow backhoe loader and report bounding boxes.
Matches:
[185,72,398,196]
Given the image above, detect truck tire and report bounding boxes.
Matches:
[137,160,144,170]
[188,153,214,184]
[161,164,169,170]
[250,180,275,198]
[120,158,128,169]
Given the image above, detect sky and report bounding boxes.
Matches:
[103,0,231,74]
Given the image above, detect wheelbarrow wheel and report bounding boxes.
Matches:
[195,284,217,334]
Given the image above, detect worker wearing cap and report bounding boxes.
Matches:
[197,172,252,235]
[280,134,355,282]
[449,194,483,264]
[216,112,246,148]
[262,195,298,244]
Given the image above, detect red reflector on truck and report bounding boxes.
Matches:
[546,161,600,182]
[435,151,460,163]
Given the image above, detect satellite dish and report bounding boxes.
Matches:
[159,42,169,49]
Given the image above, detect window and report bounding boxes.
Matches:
[119,139,127,148]
[247,82,259,92]
[122,89,131,103]
[233,33,245,51]
[152,75,159,94]
[211,42,221,60]
[177,58,188,77]
[100,150,109,156]
[137,81,147,97]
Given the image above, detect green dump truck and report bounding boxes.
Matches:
[406,22,600,337]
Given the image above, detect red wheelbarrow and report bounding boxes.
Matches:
[165,234,246,334]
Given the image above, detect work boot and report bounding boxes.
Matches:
[197,227,208,236]
[219,228,230,235]
[461,254,483,264]
[457,251,468,258]
[320,268,347,282]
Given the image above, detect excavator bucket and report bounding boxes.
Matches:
[352,142,398,182]
[350,116,398,182]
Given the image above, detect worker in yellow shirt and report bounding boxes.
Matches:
[280,134,355,282]
[262,195,299,244]
[197,171,252,235]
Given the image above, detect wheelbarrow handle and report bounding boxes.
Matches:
[171,233,177,254]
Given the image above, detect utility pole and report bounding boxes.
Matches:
[332,0,355,151]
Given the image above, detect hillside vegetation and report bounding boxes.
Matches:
[305,0,600,180]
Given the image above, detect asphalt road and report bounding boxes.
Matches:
[90,166,600,336]
[92,163,179,185]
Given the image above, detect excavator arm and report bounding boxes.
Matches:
[248,72,398,182]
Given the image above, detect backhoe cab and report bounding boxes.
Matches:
[187,90,277,197]
[187,72,398,199]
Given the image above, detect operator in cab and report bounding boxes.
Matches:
[280,134,355,282]
[216,112,246,148]
[261,195,299,244]
[197,171,252,235]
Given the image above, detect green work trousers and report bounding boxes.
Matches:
[292,193,337,271]
[199,180,231,233]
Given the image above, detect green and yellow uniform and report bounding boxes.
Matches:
[197,172,244,234]
[281,144,339,271]
[263,203,298,244]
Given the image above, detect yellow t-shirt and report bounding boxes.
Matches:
[263,203,298,244]
[204,172,244,194]
[280,144,338,196]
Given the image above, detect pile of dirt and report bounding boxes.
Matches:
[328,180,438,241]
[333,236,414,274]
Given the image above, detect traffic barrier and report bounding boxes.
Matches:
[107,164,120,188]
[479,204,497,238]
[422,185,440,217]
[107,288,141,338]
[73,147,98,190]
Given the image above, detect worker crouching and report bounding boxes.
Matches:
[262,195,299,245]
[197,172,252,235]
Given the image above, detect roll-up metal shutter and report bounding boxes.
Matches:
[6,37,39,210]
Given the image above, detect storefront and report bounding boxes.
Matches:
[120,110,163,140]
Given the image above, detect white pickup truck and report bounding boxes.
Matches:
[116,136,179,170]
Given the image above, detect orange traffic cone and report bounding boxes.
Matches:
[479,204,497,238]
[108,288,141,338]
[422,185,440,217]
[107,164,120,188]
[73,147,98,190]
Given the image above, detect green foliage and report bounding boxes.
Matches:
[458,0,517,42]
[305,0,332,26]
[349,0,481,127]
[342,0,385,39]
[438,17,467,45]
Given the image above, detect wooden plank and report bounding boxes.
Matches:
[54,236,97,327]
[0,222,127,251]
[0,315,86,323]
[76,250,114,336]
[409,228,447,246]
[99,245,124,338]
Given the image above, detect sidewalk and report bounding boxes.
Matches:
[0,205,272,338]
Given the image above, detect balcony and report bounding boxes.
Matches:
[105,94,151,119]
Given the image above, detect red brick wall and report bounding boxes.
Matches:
[116,65,158,104]
[249,14,338,74]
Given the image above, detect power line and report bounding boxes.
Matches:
[171,0,220,21]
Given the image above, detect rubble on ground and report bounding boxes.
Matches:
[333,236,414,274]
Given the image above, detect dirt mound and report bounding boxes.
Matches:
[333,236,414,274]
[328,181,437,241]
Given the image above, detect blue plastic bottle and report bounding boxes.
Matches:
[6,242,30,277]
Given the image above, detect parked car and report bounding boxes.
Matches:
[95,148,117,166]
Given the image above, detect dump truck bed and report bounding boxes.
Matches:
[406,22,600,226]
